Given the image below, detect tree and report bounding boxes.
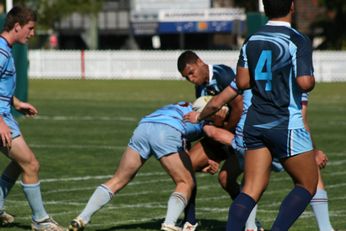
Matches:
[14,0,102,30]
[313,0,346,49]
[13,0,103,49]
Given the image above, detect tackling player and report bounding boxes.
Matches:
[177,50,243,230]
[68,97,228,231]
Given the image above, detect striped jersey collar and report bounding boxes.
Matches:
[266,20,291,28]
[0,36,12,48]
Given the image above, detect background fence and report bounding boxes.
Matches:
[28,50,346,81]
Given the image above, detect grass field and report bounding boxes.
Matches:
[0,80,345,231]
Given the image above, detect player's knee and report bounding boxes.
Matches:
[26,158,40,175]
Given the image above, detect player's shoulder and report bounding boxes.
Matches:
[0,38,11,60]
[289,28,312,47]
[212,64,235,79]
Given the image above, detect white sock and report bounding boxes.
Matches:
[21,182,49,221]
[245,204,258,230]
[310,189,334,231]
[79,184,113,224]
[163,192,187,225]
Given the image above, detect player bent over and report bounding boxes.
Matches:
[68,97,220,231]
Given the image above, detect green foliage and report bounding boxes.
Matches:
[0,80,345,230]
[13,0,102,30]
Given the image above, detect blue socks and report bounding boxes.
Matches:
[271,186,313,231]
[226,192,256,231]
[184,184,197,225]
[21,182,49,221]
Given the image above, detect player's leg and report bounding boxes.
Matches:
[227,147,272,231]
[182,141,208,228]
[69,147,145,230]
[311,168,334,231]
[218,153,241,200]
[271,150,318,230]
[0,160,21,225]
[160,150,194,229]
[9,136,64,231]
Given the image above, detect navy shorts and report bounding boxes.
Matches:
[243,126,313,159]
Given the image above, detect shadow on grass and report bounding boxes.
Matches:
[0,222,31,230]
[96,218,227,231]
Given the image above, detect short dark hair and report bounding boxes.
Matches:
[3,5,37,32]
[263,0,293,19]
[177,50,199,73]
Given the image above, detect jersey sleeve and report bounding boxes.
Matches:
[295,35,314,77]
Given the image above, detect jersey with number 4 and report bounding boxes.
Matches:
[237,22,314,129]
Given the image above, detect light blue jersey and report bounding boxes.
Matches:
[129,102,204,160]
[0,36,16,113]
[0,36,21,139]
[139,102,203,142]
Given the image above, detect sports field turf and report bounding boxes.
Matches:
[0,80,345,230]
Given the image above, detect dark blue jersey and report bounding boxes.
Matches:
[238,21,314,129]
[196,64,235,98]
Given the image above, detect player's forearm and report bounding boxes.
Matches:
[12,96,21,110]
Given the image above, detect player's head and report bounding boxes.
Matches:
[263,0,293,19]
[3,5,37,44]
[177,50,209,86]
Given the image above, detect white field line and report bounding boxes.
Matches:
[31,115,137,122]
[29,144,126,150]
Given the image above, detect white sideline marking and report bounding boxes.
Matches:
[33,115,137,122]
[30,143,125,150]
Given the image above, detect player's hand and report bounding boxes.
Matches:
[16,101,38,117]
[184,111,200,123]
[201,159,220,175]
[314,149,328,169]
[0,118,12,149]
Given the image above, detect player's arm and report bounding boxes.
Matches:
[203,124,234,146]
[12,96,38,116]
[0,115,11,149]
[296,75,315,92]
[296,36,315,92]
[225,93,243,131]
[235,66,251,90]
[302,103,328,169]
[184,86,239,123]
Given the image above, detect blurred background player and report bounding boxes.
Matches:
[177,50,243,230]
[68,97,227,231]
[0,5,64,231]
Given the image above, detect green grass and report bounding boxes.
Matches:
[0,80,345,230]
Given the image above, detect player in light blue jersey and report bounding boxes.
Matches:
[0,6,64,231]
[68,98,226,231]
[230,0,318,229]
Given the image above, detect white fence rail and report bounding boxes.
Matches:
[28,50,346,82]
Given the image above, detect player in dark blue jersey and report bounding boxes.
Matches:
[228,0,318,230]
[178,51,242,230]
[185,82,336,231]
[178,50,235,98]
[0,6,64,231]
[68,98,229,231]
